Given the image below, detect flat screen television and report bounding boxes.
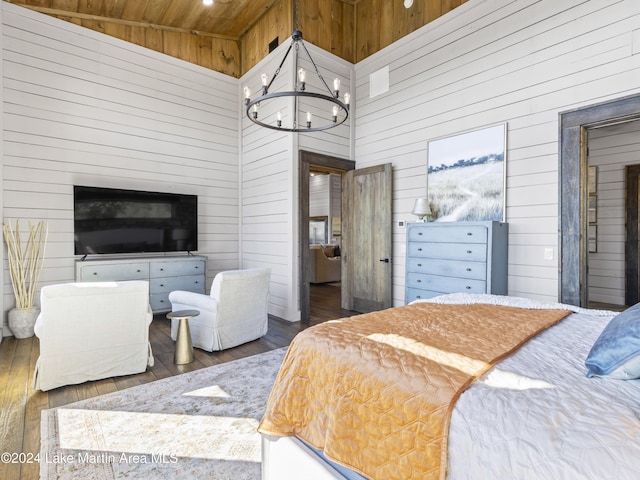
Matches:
[74,186,198,255]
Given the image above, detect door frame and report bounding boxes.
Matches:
[625,165,640,306]
[560,93,640,306]
[299,150,355,323]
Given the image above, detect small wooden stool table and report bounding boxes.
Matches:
[166,309,200,364]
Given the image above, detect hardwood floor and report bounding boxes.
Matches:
[0,283,356,480]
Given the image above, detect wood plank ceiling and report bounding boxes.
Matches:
[5,0,468,78]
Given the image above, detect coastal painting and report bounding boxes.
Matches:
[427,123,506,222]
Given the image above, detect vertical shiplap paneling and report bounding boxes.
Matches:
[353,0,640,306]
[1,3,240,333]
[587,120,640,306]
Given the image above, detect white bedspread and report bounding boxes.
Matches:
[421,294,640,480]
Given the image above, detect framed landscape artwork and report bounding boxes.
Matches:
[427,123,506,222]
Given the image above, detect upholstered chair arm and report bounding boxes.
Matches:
[34,313,44,338]
[168,290,219,314]
[146,304,153,326]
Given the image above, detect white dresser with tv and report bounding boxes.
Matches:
[75,256,207,313]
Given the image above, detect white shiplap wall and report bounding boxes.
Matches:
[587,120,640,306]
[1,3,240,334]
[0,5,4,338]
[309,174,330,218]
[7,0,637,327]
[353,0,640,305]
[240,40,352,321]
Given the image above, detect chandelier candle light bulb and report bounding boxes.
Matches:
[277,111,282,127]
[298,68,306,90]
[332,105,339,122]
[306,112,312,128]
[333,78,340,96]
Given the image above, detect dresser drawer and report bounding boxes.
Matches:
[150,260,205,278]
[406,287,442,303]
[408,242,487,262]
[408,224,488,243]
[406,257,486,280]
[150,293,172,312]
[77,262,149,281]
[76,255,208,313]
[407,272,486,294]
[150,275,205,294]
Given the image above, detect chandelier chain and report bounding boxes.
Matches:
[299,40,333,98]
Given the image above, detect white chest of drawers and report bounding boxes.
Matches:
[405,221,508,303]
[75,256,207,313]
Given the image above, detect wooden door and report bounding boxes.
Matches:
[342,163,393,313]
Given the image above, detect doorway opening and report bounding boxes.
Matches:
[299,151,355,324]
[585,121,640,311]
[560,93,640,308]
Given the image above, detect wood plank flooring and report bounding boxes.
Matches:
[0,283,356,480]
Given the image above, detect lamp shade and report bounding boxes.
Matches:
[412,198,431,221]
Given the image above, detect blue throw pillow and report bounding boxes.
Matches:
[585,303,640,379]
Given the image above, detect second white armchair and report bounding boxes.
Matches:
[168,268,271,352]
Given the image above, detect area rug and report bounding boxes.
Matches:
[40,348,287,480]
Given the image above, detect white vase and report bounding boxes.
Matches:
[8,306,40,339]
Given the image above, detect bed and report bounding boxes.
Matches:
[258,293,640,480]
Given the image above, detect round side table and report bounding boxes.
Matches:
[166,309,200,365]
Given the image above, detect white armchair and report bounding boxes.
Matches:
[33,281,154,391]
[168,268,271,352]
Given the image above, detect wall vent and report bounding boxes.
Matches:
[269,37,279,53]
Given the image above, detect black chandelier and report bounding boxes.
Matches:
[243,2,350,132]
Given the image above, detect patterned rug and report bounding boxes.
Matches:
[40,348,287,480]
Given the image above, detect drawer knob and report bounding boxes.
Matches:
[418,232,423,236]
[466,286,471,289]
[417,279,422,283]
[160,284,164,287]
[195,266,199,269]
[467,232,472,236]
[93,272,97,275]
[466,268,471,272]
[418,248,423,251]
[416,295,422,299]
[417,263,422,267]
[160,268,164,271]
[137,269,141,272]
[467,250,472,254]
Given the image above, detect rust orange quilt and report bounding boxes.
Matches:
[258,302,571,480]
